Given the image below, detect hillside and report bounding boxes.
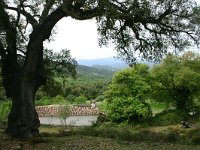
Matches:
[75,65,115,83]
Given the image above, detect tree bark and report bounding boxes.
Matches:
[3,5,99,138]
[5,8,66,138]
[175,88,190,112]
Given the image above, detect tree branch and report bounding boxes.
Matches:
[6,6,38,26]
[65,6,105,20]
[40,0,56,23]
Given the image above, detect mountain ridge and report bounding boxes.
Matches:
[77,57,127,69]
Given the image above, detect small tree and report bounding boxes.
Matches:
[105,64,152,123]
[58,104,70,130]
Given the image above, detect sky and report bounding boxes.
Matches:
[45,18,116,60]
[45,0,200,60]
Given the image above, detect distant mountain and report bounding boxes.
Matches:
[77,57,157,71]
[77,57,127,69]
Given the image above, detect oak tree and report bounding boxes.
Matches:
[151,52,200,111]
[0,0,200,138]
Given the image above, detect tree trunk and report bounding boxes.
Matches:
[175,88,190,112]
[5,9,66,138]
[5,43,44,138]
[6,82,40,138]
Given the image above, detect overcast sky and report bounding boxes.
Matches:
[45,18,116,60]
[45,0,200,60]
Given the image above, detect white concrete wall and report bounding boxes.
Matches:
[39,115,98,126]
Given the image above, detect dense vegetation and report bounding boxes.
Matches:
[104,52,200,124]
[1,52,200,127]
[35,64,115,105]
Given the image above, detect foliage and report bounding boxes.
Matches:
[0,71,6,101]
[35,95,67,106]
[107,97,152,123]
[105,64,151,101]
[151,52,200,112]
[97,0,200,64]
[98,100,108,112]
[152,110,187,126]
[74,96,87,104]
[36,64,113,100]
[95,95,105,102]
[0,101,11,127]
[40,49,77,97]
[58,104,70,129]
[105,64,152,123]
[148,101,168,115]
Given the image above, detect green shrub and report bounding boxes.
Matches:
[98,100,108,112]
[95,95,104,102]
[0,100,11,128]
[36,95,67,106]
[66,94,76,103]
[152,110,186,126]
[74,96,87,104]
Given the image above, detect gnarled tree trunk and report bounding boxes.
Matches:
[5,36,45,138]
[5,9,66,138]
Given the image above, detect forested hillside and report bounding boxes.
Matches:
[75,65,115,83]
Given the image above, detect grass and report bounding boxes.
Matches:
[1,122,200,150]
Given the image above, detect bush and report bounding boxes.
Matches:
[0,100,11,128]
[66,94,76,103]
[98,100,108,112]
[35,95,67,106]
[152,110,186,126]
[74,96,87,104]
[95,95,104,102]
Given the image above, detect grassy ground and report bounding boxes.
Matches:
[1,123,200,150]
[0,132,200,150]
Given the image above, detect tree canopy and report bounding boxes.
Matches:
[151,52,200,112]
[1,0,200,64]
[1,0,200,138]
[105,64,152,123]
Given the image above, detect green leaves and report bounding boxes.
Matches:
[107,97,151,123]
[174,67,200,90]
[97,0,200,64]
[151,52,200,111]
[105,64,152,123]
